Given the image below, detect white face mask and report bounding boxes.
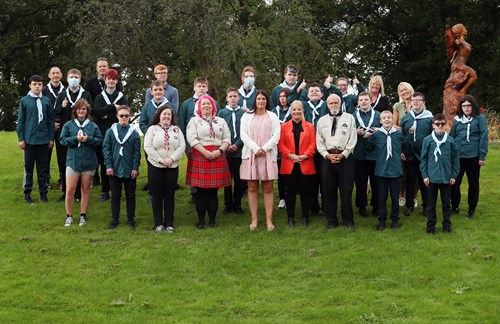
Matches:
[68,77,80,88]
[244,76,255,87]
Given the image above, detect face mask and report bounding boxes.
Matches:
[244,76,255,87]
[68,77,80,88]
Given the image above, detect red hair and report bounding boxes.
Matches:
[105,69,119,80]
[196,95,217,117]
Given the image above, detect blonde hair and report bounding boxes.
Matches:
[397,82,414,102]
[369,75,385,95]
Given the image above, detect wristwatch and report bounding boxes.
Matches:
[219,149,224,154]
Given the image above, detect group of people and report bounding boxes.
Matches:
[16,61,488,234]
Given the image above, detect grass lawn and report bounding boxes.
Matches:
[0,131,498,323]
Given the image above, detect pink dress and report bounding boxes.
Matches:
[240,113,278,180]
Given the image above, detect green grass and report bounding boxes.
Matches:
[0,131,499,323]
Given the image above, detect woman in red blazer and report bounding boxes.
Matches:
[278,100,316,226]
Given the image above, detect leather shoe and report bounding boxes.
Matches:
[451,207,459,215]
[288,218,295,227]
[209,223,217,228]
[426,227,435,234]
[466,210,475,219]
[376,221,386,231]
[197,223,206,229]
[443,224,452,233]
[404,206,414,216]
[302,217,309,226]
[391,220,400,229]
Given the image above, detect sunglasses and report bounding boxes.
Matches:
[118,114,130,118]
[434,122,446,127]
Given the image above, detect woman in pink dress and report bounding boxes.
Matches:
[240,90,281,231]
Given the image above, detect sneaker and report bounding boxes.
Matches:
[25,195,34,205]
[166,226,174,233]
[99,192,110,202]
[40,193,48,203]
[413,198,418,208]
[277,199,286,209]
[399,197,406,207]
[79,215,87,226]
[64,216,73,227]
[155,225,165,232]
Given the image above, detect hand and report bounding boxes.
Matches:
[255,148,266,158]
[409,126,415,134]
[357,127,365,136]
[297,80,307,92]
[401,153,407,161]
[131,170,139,179]
[363,131,373,139]
[106,168,114,176]
[55,122,61,131]
[18,141,26,150]
[48,141,54,149]
[203,150,215,160]
[353,76,360,85]
[423,178,430,187]
[479,160,485,166]
[162,158,174,167]
[226,144,237,153]
[77,134,83,142]
[82,133,88,142]
[212,149,222,158]
[62,98,68,108]
[324,74,333,88]
[450,178,456,185]
[298,155,308,162]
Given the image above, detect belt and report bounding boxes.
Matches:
[327,149,343,154]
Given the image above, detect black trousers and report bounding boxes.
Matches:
[354,159,378,210]
[148,162,178,227]
[321,156,355,226]
[96,146,110,193]
[23,144,49,195]
[276,158,286,200]
[310,151,323,212]
[285,163,314,220]
[404,158,428,210]
[224,157,243,210]
[55,130,66,184]
[377,176,400,221]
[426,182,451,229]
[109,175,136,224]
[196,187,219,225]
[451,157,480,211]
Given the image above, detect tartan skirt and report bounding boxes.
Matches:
[186,145,232,188]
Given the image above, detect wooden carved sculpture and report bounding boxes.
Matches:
[443,24,477,129]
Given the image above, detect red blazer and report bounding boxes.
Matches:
[278,120,316,175]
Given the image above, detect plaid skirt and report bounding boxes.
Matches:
[186,145,232,188]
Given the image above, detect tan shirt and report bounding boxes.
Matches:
[144,124,186,168]
[316,113,357,159]
[186,116,231,147]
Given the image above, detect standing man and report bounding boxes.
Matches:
[17,75,55,203]
[144,64,179,114]
[42,66,65,190]
[238,66,257,111]
[316,94,357,229]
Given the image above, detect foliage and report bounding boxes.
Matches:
[481,106,500,141]
[0,131,499,322]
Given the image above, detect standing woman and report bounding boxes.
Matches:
[368,75,390,113]
[240,90,281,231]
[450,95,488,219]
[144,105,186,232]
[278,101,316,227]
[186,95,231,229]
[393,82,415,127]
[59,99,102,226]
[103,105,141,230]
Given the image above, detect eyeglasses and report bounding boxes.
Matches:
[118,114,130,118]
[461,104,472,108]
[337,83,348,87]
[434,122,446,127]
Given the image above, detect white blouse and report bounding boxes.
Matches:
[144,124,186,168]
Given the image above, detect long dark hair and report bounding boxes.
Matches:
[249,89,270,113]
[71,99,93,121]
[149,105,177,126]
[457,95,479,117]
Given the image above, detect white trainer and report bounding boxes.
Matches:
[166,226,174,233]
[155,225,165,232]
[277,199,286,209]
[399,197,406,207]
[79,215,86,226]
[413,198,418,208]
[64,216,73,227]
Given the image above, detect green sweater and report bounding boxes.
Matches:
[60,119,103,171]
[16,94,55,144]
[301,100,329,129]
[449,115,488,160]
[54,88,93,127]
[353,109,381,161]
[93,90,128,136]
[103,124,141,178]
[371,128,405,178]
[420,132,459,184]
[400,109,433,161]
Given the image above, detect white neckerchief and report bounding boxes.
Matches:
[111,123,134,156]
[238,85,255,109]
[28,91,43,124]
[355,108,375,131]
[279,81,296,90]
[274,105,291,124]
[151,97,169,109]
[409,108,433,141]
[308,100,324,125]
[74,118,90,147]
[371,93,381,110]
[47,82,64,107]
[101,90,124,105]
[341,93,349,112]
[66,87,84,107]
[431,131,448,162]
[454,115,474,142]
[225,105,240,139]
[378,127,397,160]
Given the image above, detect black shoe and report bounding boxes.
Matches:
[302,217,309,226]
[466,210,475,219]
[58,194,66,202]
[142,183,149,191]
[404,206,414,216]
[99,192,110,202]
[108,222,118,229]
[376,221,386,231]
[359,207,368,218]
[197,223,206,229]
[25,194,34,205]
[391,220,400,229]
[443,225,452,233]
[40,193,48,203]
[451,207,459,215]
[233,207,244,215]
[209,223,217,228]
[128,221,137,230]
[222,207,232,215]
[426,227,435,234]
[288,218,295,227]
[326,222,338,229]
